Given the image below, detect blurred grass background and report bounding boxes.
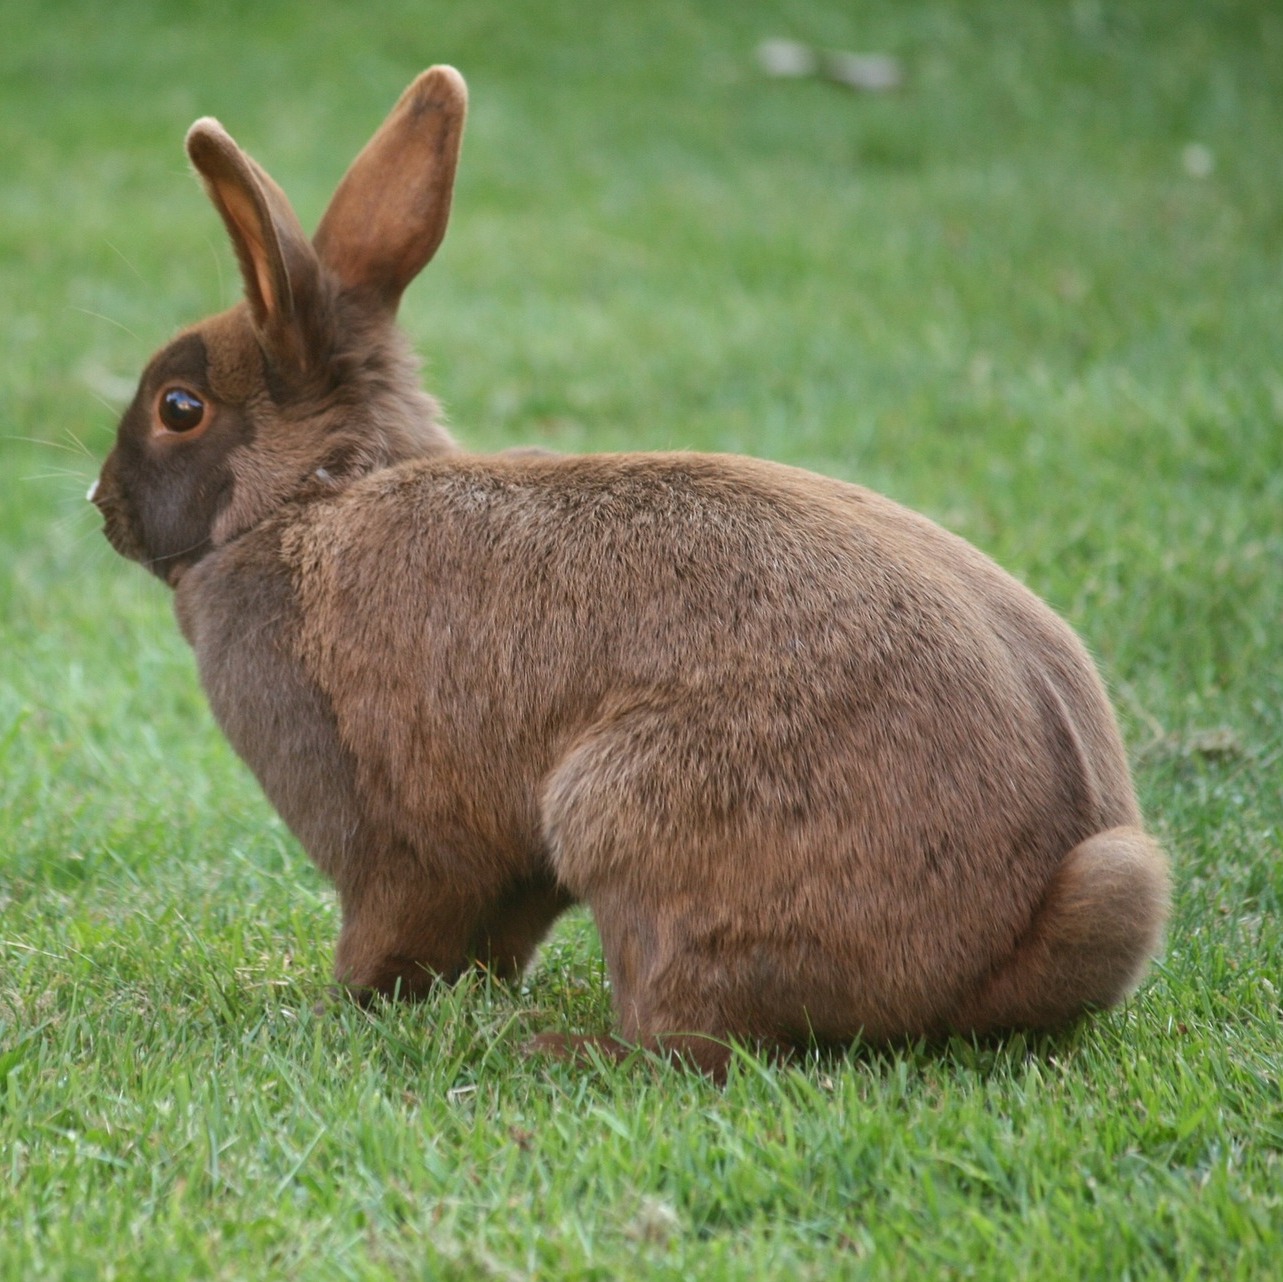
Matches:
[2,1,1281,1277]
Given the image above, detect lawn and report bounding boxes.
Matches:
[2,0,1281,1277]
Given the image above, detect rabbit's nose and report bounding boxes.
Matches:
[86,478,100,503]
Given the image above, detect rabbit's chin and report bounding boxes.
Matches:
[93,498,144,567]
[92,481,208,585]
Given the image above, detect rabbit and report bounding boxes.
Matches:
[91,66,1171,1079]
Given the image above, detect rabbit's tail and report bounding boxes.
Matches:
[955,826,1171,1034]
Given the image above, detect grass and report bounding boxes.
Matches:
[2,0,1281,1276]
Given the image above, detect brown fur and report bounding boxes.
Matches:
[92,67,1171,1079]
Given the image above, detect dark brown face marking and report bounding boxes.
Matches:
[95,331,257,581]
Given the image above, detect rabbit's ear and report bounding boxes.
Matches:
[312,66,467,313]
[186,118,319,359]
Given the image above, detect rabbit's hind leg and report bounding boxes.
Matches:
[538,707,797,1080]
[567,886,801,1082]
[520,879,752,1081]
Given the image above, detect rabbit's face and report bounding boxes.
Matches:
[92,307,262,582]
[93,293,448,585]
[92,300,328,584]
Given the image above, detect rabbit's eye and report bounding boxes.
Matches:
[158,387,206,433]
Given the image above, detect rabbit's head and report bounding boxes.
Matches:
[91,67,467,583]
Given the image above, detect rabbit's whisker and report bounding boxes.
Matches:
[71,306,144,343]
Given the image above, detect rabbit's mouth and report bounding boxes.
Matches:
[90,464,171,576]
[91,482,145,565]
[91,447,216,584]
[96,499,201,585]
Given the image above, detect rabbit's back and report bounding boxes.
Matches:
[282,450,1133,811]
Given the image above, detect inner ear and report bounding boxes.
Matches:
[186,118,321,363]
[216,179,288,319]
[312,66,468,313]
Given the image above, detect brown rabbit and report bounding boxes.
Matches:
[91,67,1170,1078]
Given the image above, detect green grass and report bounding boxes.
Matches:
[3,0,1281,1276]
